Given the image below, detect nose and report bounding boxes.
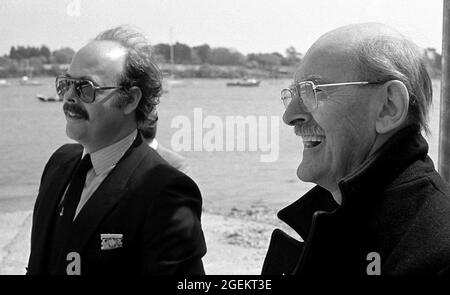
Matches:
[63,85,79,104]
[282,98,312,126]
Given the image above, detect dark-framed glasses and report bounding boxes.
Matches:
[281,80,386,112]
[55,75,124,103]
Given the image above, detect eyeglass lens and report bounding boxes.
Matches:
[299,82,316,111]
[56,78,95,103]
[281,82,317,111]
[281,89,292,108]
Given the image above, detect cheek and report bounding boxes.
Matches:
[86,106,113,129]
[314,101,374,157]
[320,98,376,136]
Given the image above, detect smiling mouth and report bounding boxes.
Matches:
[65,110,85,119]
[301,135,325,148]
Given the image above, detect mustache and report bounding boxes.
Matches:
[63,103,89,119]
[294,124,325,136]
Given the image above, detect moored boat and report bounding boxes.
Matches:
[226,78,260,87]
[36,94,62,102]
[20,76,41,86]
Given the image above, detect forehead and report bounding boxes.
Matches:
[67,41,127,84]
[294,44,359,84]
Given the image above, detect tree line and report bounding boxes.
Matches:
[0,45,75,77]
[153,43,301,67]
[0,43,443,79]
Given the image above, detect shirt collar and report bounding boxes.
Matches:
[83,129,138,175]
[149,138,158,150]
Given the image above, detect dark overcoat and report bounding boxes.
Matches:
[263,127,450,275]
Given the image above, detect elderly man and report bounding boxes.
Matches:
[262,23,450,275]
[27,26,206,275]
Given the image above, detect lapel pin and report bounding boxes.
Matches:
[100,233,123,250]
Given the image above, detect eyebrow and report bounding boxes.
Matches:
[63,73,99,86]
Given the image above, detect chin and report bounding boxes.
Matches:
[66,125,85,143]
[297,163,316,183]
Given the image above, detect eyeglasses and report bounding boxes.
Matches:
[55,75,124,103]
[281,80,386,112]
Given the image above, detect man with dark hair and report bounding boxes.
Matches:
[27,25,206,275]
[262,23,450,275]
[140,113,190,174]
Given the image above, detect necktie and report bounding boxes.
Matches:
[60,154,92,224]
[47,154,92,274]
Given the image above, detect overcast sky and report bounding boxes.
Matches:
[0,0,444,56]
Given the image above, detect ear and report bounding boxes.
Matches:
[122,86,142,115]
[375,80,409,134]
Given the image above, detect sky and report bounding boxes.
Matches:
[0,0,444,56]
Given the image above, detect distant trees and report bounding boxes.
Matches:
[152,42,300,71]
[247,53,281,69]
[9,45,51,61]
[284,46,302,66]
[0,42,443,79]
[208,47,245,65]
[424,47,442,78]
[0,45,75,77]
[153,43,171,63]
[192,44,211,64]
[7,45,75,64]
[52,47,75,64]
[40,46,51,61]
[173,42,192,64]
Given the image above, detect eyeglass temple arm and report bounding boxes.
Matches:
[94,86,123,90]
[315,81,371,88]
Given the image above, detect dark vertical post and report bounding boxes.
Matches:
[439,0,450,181]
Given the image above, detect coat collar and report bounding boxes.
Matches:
[278,126,429,238]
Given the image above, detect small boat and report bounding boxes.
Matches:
[0,79,10,87]
[226,78,260,87]
[20,76,41,86]
[36,94,62,102]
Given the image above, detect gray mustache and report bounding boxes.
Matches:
[294,124,325,136]
[63,103,89,119]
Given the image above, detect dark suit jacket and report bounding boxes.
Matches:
[262,126,450,275]
[27,134,206,275]
[155,143,190,175]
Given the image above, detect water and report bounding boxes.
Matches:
[0,77,442,213]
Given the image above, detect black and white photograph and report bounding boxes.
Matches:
[0,0,449,286]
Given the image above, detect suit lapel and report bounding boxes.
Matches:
[30,149,81,272]
[66,135,147,253]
